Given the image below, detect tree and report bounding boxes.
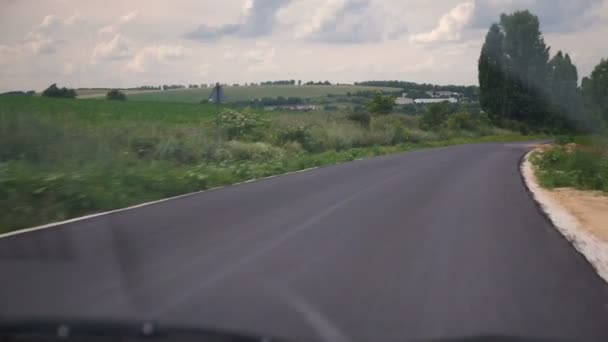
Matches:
[365,92,394,115]
[41,84,76,98]
[582,58,608,123]
[501,11,551,126]
[547,51,581,129]
[478,24,506,123]
[106,89,127,101]
[298,80,302,86]
[480,10,593,132]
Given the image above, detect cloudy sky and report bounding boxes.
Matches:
[1,0,607,92]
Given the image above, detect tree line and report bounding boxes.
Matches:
[478,10,608,133]
[355,81,478,99]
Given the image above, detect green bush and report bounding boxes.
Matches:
[274,124,314,151]
[366,92,395,115]
[221,108,269,140]
[532,146,608,192]
[347,111,371,127]
[106,89,127,101]
[420,102,451,130]
[41,84,76,98]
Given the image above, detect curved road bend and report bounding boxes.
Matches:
[1,142,608,341]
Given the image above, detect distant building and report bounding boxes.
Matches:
[414,98,459,104]
[425,90,463,99]
[395,95,414,105]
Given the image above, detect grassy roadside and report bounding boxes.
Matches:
[1,95,543,233]
[0,134,540,234]
[530,136,608,193]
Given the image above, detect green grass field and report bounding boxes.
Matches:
[78,85,401,103]
[1,95,217,125]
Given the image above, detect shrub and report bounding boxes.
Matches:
[106,89,127,101]
[533,146,608,192]
[274,124,314,151]
[347,111,371,127]
[41,84,76,98]
[366,92,395,115]
[420,102,451,130]
[221,108,269,140]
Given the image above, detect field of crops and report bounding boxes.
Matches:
[78,85,401,103]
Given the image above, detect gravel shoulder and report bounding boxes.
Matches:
[522,149,608,283]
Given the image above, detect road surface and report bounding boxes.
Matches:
[1,142,608,341]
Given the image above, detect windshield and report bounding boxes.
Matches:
[1,1,608,341]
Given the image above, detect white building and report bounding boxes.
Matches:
[425,90,462,98]
[395,96,414,105]
[414,98,459,104]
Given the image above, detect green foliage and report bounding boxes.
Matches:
[274,125,315,151]
[365,92,395,115]
[532,145,608,192]
[582,59,608,125]
[478,24,506,123]
[420,102,451,130]
[224,141,285,162]
[221,108,269,140]
[444,112,479,131]
[106,89,127,101]
[347,111,371,127]
[0,95,532,233]
[478,11,583,132]
[41,83,76,98]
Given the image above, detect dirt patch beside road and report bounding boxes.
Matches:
[551,188,608,242]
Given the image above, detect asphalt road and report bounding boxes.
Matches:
[1,142,608,341]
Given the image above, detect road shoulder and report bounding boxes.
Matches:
[522,149,608,283]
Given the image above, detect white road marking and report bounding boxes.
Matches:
[0,167,320,239]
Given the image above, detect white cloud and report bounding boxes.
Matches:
[27,34,63,54]
[281,0,408,43]
[92,34,134,60]
[125,45,193,73]
[17,13,83,55]
[34,14,62,34]
[98,10,140,35]
[120,10,140,23]
[64,13,83,25]
[410,1,475,44]
[185,0,291,40]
